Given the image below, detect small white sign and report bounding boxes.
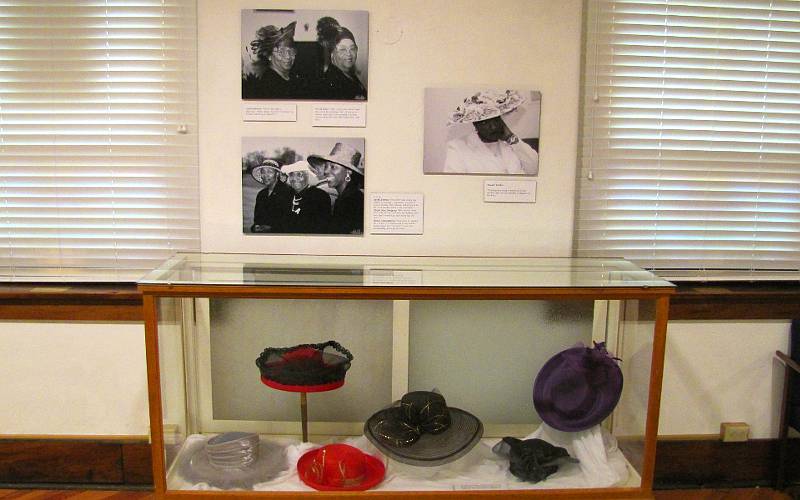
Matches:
[483,179,537,203]
[453,483,506,491]
[364,269,423,286]
[370,192,424,234]
[311,102,367,128]
[242,102,297,122]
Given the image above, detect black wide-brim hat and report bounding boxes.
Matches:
[533,342,623,432]
[364,391,483,467]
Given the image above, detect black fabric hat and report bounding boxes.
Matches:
[255,340,353,393]
[492,437,577,483]
[364,391,483,467]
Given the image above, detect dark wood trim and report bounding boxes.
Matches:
[670,282,800,320]
[654,437,800,489]
[4,280,800,322]
[0,284,142,321]
[121,443,155,485]
[137,283,675,301]
[0,438,151,486]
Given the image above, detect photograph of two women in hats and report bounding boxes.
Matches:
[241,9,368,101]
[242,137,365,236]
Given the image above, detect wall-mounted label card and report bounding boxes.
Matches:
[483,179,537,203]
[370,192,423,234]
[312,102,367,128]
[364,269,423,286]
[242,102,297,122]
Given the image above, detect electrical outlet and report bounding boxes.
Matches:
[720,422,750,442]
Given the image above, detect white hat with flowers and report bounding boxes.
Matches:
[447,89,526,125]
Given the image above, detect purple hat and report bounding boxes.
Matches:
[532,342,623,432]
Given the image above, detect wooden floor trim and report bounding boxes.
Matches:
[0,439,152,486]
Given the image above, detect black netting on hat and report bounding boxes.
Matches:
[255,340,353,387]
[370,391,451,448]
[492,437,577,483]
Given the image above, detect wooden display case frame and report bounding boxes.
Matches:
[139,256,673,499]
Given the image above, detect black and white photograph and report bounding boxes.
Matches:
[241,9,369,101]
[423,88,542,176]
[242,137,365,235]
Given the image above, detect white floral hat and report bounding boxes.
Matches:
[447,89,526,125]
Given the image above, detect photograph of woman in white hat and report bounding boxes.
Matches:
[423,88,541,175]
[242,137,365,236]
[280,160,332,234]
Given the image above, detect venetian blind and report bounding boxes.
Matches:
[0,0,199,281]
[576,0,800,275]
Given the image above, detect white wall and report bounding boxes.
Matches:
[0,322,149,436]
[199,0,582,256]
[659,320,790,439]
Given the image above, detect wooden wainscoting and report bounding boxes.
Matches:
[0,438,151,487]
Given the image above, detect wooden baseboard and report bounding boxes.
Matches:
[1,436,797,489]
[654,437,800,488]
[0,438,152,486]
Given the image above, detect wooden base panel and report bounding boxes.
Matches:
[0,440,151,486]
[654,437,800,488]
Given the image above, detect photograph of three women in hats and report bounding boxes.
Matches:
[242,137,365,236]
[241,9,368,101]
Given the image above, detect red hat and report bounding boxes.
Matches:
[297,444,385,491]
[256,341,353,393]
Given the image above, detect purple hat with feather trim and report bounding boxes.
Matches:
[532,342,623,432]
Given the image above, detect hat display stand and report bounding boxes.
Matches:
[255,341,354,443]
[260,381,338,442]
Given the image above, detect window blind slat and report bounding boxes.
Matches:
[0,1,199,281]
[577,0,800,272]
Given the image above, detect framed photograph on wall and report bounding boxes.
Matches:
[423,88,541,175]
[242,137,365,236]
[242,9,369,101]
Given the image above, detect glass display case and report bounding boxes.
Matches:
[139,253,674,498]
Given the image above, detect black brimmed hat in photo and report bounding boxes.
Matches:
[364,391,483,467]
[255,340,353,392]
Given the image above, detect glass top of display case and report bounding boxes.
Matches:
[139,253,674,289]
